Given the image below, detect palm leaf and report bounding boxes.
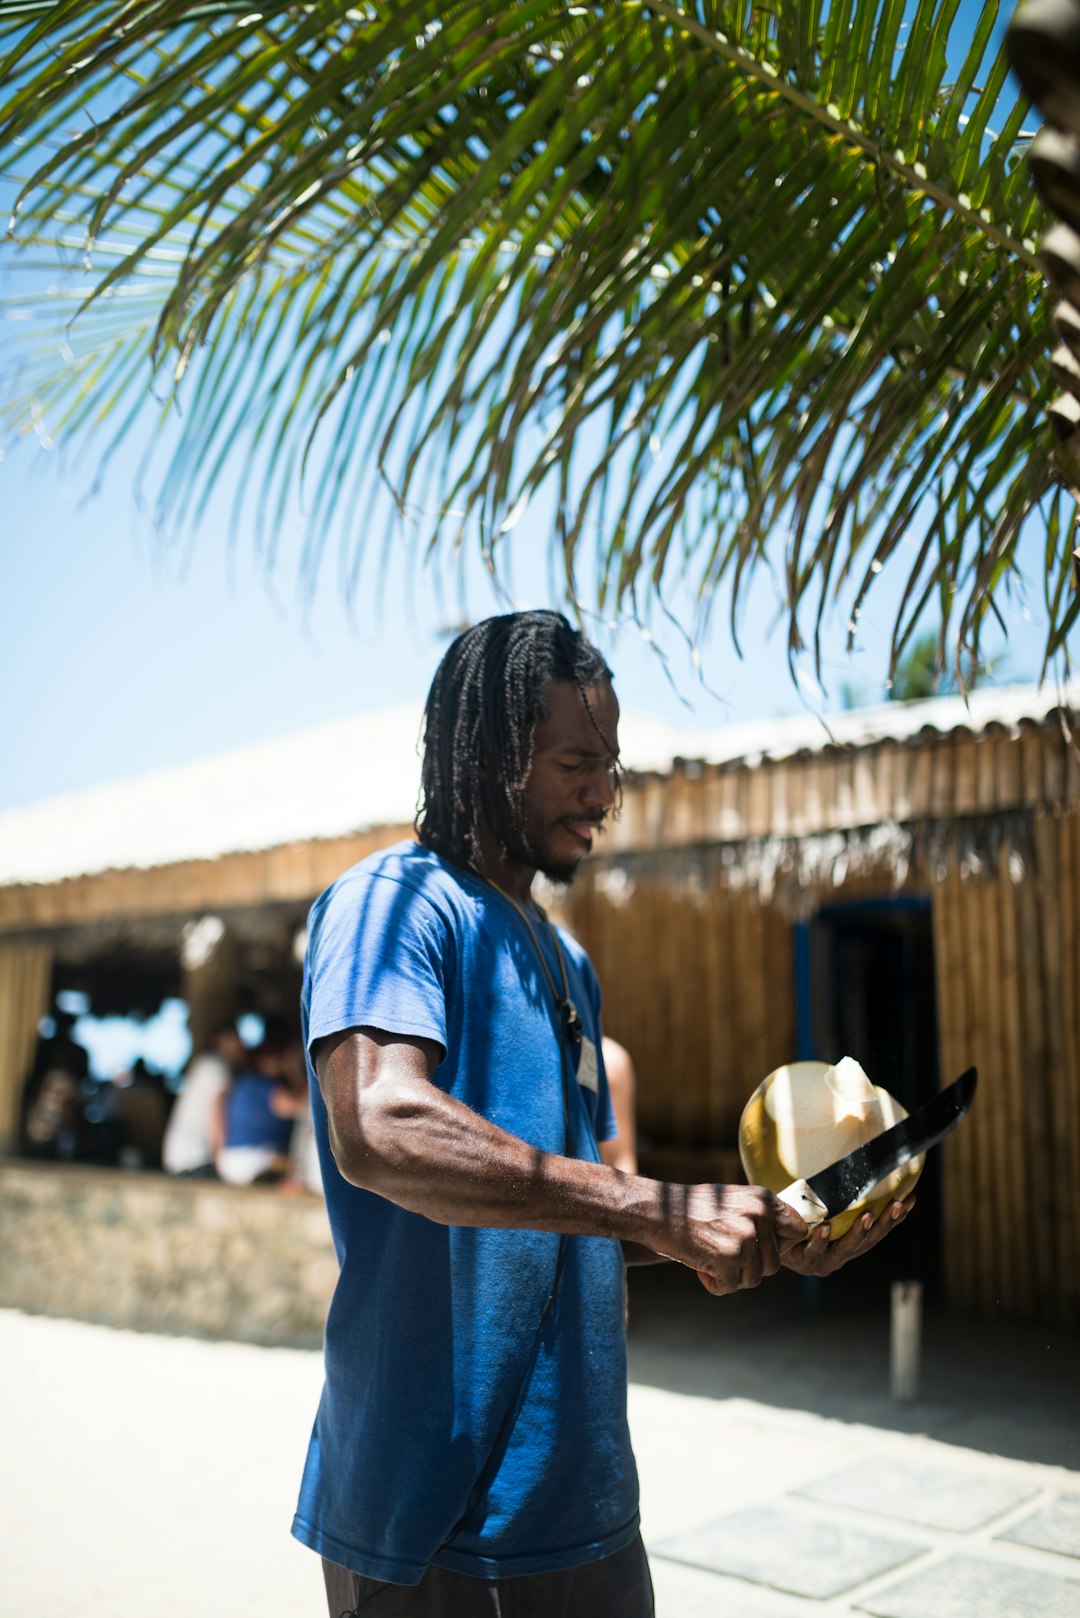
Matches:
[0,0,1070,681]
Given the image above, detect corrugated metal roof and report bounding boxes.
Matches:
[1,679,1075,889]
[648,677,1080,770]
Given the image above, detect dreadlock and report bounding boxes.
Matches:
[416,610,617,870]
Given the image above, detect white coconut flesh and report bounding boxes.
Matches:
[761,1056,923,1202]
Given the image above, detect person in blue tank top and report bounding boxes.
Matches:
[293,610,914,1617]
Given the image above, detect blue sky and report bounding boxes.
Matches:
[0,0,1065,816]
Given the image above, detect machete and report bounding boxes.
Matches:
[777,1066,978,1229]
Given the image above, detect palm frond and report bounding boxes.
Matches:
[0,1,1072,679]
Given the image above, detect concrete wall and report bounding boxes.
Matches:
[0,1160,338,1348]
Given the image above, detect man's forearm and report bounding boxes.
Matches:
[332,1071,668,1251]
[318,1029,807,1289]
[621,1240,668,1266]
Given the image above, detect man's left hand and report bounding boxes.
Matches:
[780,1197,915,1278]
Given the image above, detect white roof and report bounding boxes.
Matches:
[1,680,1076,889]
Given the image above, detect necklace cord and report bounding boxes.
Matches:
[445,865,584,1543]
[468,866,583,1046]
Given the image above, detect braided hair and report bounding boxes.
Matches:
[416,610,616,871]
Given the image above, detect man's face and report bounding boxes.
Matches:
[508,677,620,884]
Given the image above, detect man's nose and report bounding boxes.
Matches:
[582,761,616,811]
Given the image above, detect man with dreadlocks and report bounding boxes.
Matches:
[292,610,908,1617]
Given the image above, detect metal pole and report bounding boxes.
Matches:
[890,1279,923,1402]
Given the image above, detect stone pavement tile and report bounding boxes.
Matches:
[997,1494,1080,1558]
[654,1504,923,1599]
[796,1454,1039,1532]
[857,1553,1080,1618]
[650,1556,803,1618]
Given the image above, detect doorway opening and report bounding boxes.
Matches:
[794,896,943,1297]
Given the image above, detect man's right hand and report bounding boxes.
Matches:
[649,1183,809,1295]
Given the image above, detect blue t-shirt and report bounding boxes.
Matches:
[291,841,639,1584]
[224,1072,293,1152]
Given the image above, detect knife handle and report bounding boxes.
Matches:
[777,1179,830,1230]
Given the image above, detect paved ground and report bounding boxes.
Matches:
[2,1267,1077,1617]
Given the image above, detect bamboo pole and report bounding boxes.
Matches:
[803,755,825,834]
[743,895,770,1100]
[1034,816,1076,1321]
[717,880,742,1143]
[1069,816,1080,1314]
[1066,731,1080,806]
[670,884,705,1142]
[933,867,975,1309]
[628,874,658,1144]
[955,867,998,1313]
[747,765,772,840]
[976,861,1015,1314]
[717,770,743,841]
[1043,728,1068,807]
[891,744,914,824]
[977,734,1003,809]
[954,740,979,816]
[853,748,878,827]
[1056,814,1080,1321]
[1015,835,1057,1319]
[834,751,856,830]
[996,839,1035,1318]
[629,875,659,1135]
[700,876,731,1145]
[1020,729,1046,810]
[765,907,797,1081]
[929,741,955,821]
[728,894,754,1100]
[911,745,936,821]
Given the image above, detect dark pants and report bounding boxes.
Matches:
[323,1534,654,1617]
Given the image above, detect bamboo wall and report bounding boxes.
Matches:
[607,720,1079,853]
[0,940,53,1151]
[933,811,1080,1323]
[564,868,797,1162]
[556,712,1080,1323]
[563,826,1080,1324]
[0,825,413,937]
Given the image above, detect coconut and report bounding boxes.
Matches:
[738,1056,923,1241]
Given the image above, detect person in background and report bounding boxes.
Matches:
[22,1010,91,1161]
[106,1057,170,1169]
[217,1027,306,1186]
[163,1023,245,1178]
[281,1037,324,1196]
[598,1035,638,1174]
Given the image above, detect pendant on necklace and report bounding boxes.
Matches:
[562,1000,584,1045]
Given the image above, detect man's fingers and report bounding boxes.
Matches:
[740,1236,763,1289]
[758,1222,782,1278]
[772,1196,811,1244]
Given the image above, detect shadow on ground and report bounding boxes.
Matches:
[625,1263,1080,1473]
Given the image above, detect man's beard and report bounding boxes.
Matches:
[500,822,580,886]
[496,808,588,887]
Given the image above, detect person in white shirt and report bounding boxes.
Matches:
[163,1024,245,1176]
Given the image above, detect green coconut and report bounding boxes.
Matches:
[738,1056,923,1241]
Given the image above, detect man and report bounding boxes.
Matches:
[293,610,910,1617]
